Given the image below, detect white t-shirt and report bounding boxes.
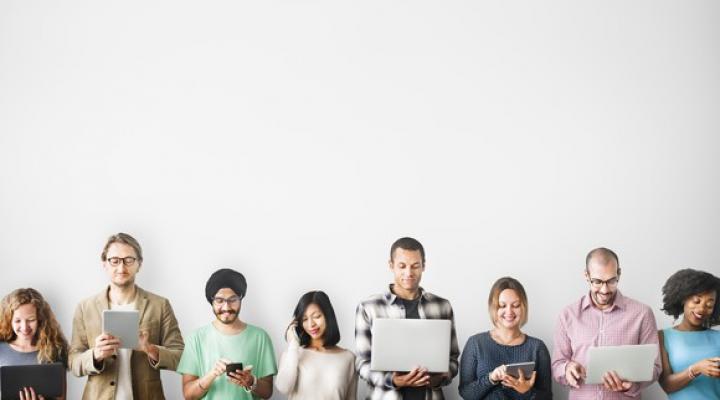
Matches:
[110,301,135,400]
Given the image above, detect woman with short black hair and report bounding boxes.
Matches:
[275,291,357,399]
[658,268,720,399]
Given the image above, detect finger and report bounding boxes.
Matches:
[518,368,526,380]
[19,389,25,400]
[529,371,537,384]
[29,387,37,400]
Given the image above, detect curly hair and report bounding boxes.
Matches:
[0,288,69,365]
[661,269,720,327]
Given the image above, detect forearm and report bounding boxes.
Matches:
[458,372,498,399]
[183,374,214,400]
[251,376,273,399]
[660,368,696,394]
[275,349,299,394]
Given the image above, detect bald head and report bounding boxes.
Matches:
[585,247,619,270]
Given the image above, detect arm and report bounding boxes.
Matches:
[529,341,553,400]
[550,313,572,386]
[620,308,660,397]
[67,303,101,377]
[354,303,394,389]
[657,330,720,393]
[458,337,498,400]
[181,359,229,400]
[446,305,460,384]
[275,349,300,394]
[253,375,273,399]
[149,299,184,370]
[346,354,358,400]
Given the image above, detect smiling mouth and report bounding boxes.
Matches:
[692,312,704,320]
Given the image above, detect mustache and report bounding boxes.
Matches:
[215,309,239,316]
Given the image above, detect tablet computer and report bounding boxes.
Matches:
[0,363,64,400]
[370,318,451,373]
[506,361,535,379]
[102,309,139,349]
[585,344,658,384]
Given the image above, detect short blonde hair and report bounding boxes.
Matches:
[101,232,143,262]
[488,277,529,328]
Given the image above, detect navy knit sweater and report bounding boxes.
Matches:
[459,331,552,400]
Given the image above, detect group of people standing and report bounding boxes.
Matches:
[0,233,718,400]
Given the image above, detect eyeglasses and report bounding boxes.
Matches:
[589,277,619,288]
[212,296,242,306]
[107,257,138,266]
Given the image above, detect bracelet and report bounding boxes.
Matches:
[244,375,257,393]
[197,379,208,391]
[687,366,698,380]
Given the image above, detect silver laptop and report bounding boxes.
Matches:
[585,344,658,384]
[370,318,451,373]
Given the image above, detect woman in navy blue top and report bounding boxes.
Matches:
[459,277,552,399]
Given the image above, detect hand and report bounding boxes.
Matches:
[93,333,120,362]
[392,367,430,388]
[691,357,720,378]
[428,372,448,388]
[502,369,536,394]
[18,386,45,400]
[490,364,507,384]
[205,358,231,382]
[602,370,633,392]
[565,361,586,389]
[285,320,300,346]
[138,330,159,362]
[228,366,255,389]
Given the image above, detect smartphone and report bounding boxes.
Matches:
[505,361,535,379]
[226,362,244,375]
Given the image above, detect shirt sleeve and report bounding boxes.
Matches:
[529,340,553,400]
[255,330,278,379]
[458,336,498,400]
[274,346,299,394]
[176,333,201,377]
[623,306,661,398]
[551,312,571,386]
[354,302,394,389]
[153,298,185,371]
[447,304,460,384]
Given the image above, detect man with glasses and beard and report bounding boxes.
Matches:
[551,247,661,399]
[177,268,277,400]
[69,233,184,400]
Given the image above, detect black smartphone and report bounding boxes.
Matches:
[226,362,244,375]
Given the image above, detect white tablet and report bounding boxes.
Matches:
[370,318,451,373]
[102,310,139,349]
[585,344,658,384]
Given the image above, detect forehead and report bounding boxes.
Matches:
[12,303,37,318]
[498,288,520,303]
[690,290,717,301]
[303,303,323,315]
[106,242,138,257]
[392,248,423,263]
[214,287,239,298]
[586,259,618,278]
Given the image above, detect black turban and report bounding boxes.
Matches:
[205,268,247,303]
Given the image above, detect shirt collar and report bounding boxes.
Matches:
[581,290,626,312]
[385,284,427,305]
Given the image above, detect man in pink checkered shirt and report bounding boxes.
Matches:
[551,247,662,399]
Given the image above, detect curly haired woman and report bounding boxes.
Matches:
[0,288,69,400]
[658,268,720,399]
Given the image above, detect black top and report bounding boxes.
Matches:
[397,296,424,400]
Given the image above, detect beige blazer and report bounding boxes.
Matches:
[69,286,184,400]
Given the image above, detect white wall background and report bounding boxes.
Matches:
[1,1,718,399]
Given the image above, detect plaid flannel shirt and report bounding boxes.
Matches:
[355,285,459,400]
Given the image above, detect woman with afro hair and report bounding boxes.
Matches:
[658,268,720,399]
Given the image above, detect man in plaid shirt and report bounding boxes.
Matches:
[355,237,459,400]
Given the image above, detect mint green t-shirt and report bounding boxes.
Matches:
[177,323,278,399]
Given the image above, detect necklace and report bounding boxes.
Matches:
[491,329,524,345]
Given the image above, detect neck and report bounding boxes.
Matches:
[213,319,246,335]
[393,285,419,301]
[309,338,325,351]
[493,326,523,342]
[109,284,137,305]
[676,318,705,332]
[10,337,36,351]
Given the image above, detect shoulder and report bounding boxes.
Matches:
[357,293,386,308]
[524,335,549,351]
[464,332,490,349]
[185,324,213,343]
[138,287,170,304]
[557,296,586,322]
[245,324,273,341]
[620,295,654,317]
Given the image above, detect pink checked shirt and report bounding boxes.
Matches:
[551,291,661,399]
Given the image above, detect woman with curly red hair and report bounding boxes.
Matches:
[0,288,69,400]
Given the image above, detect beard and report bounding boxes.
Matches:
[215,309,239,324]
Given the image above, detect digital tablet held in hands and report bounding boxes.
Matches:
[505,361,535,378]
[0,363,64,400]
[102,309,139,349]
